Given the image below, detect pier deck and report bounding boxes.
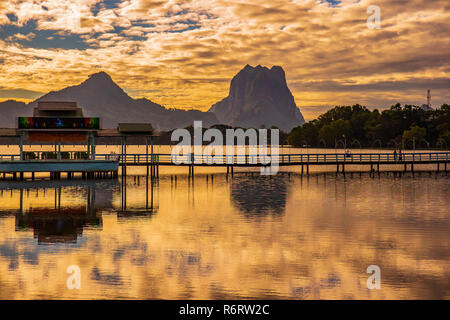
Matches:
[0,158,119,180]
[0,151,448,179]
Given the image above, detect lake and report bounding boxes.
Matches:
[0,167,448,299]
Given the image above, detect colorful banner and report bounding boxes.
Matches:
[18,117,100,130]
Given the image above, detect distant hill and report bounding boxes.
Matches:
[0,72,218,131]
[209,65,305,132]
[0,100,31,128]
[27,72,218,131]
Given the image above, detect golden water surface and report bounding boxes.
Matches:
[0,168,448,299]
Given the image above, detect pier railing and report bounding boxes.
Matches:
[113,152,450,165]
[1,152,449,165]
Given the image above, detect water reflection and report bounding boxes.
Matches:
[15,207,101,244]
[1,181,116,244]
[230,174,288,218]
[1,177,162,243]
[0,173,448,299]
[119,174,158,220]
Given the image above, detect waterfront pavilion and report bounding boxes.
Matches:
[17,101,101,160]
[0,101,119,180]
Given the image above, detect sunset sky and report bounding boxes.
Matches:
[0,0,449,120]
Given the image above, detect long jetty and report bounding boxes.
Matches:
[1,151,448,180]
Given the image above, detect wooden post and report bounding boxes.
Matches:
[146,136,149,176]
[92,133,96,160]
[19,132,24,161]
[87,134,90,159]
[57,141,61,160]
[124,136,127,174]
[150,136,154,177]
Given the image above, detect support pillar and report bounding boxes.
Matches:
[19,132,24,161]
[124,136,127,174]
[87,135,91,159]
[146,136,149,176]
[91,133,96,160]
[57,141,61,160]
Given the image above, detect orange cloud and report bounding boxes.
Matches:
[0,0,449,120]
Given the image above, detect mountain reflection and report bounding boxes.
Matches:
[230,174,289,217]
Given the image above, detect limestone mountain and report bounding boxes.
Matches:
[0,100,30,128]
[27,72,218,131]
[0,72,218,131]
[209,65,305,131]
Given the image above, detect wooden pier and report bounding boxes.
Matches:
[0,158,118,180]
[0,151,448,180]
[111,151,450,177]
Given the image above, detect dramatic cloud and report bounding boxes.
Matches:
[0,0,449,120]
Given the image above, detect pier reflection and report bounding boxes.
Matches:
[0,181,118,244]
[119,175,158,220]
[15,206,101,244]
[0,175,160,243]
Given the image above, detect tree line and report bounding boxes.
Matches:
[287,104,450,149]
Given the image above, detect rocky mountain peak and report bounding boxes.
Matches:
[209,65,305,131]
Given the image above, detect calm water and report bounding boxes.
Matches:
[0,170,448,299]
